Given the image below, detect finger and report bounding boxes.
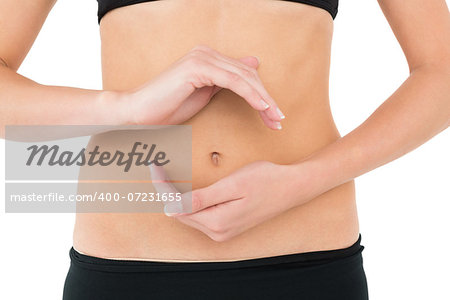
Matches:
[174,211,216,238]
[201,56,277,114]
[188,181,243,213]
[149,164,184,215]
[209,57,256,99]
[175,203,224,237]
[176,199,244,241]
[164,178,241,215]
[237,56,260,69]
[207,57,284,122]
[163,191,193,215]
[195,45,260,73]
[188,48,271,112]
[192,60,270,112]
[210,85,223,98]
[259,110,282,130]
[149,164,178,193]
[196,47,285,121]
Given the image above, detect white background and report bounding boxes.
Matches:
[1,0,449,299]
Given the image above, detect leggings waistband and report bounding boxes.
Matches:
[70,234,363,273]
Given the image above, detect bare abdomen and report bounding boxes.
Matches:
[73,0,360,261]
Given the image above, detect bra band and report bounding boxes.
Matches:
[96,0,339,24]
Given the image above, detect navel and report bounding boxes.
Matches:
[210,151,221,166]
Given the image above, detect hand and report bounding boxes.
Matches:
[150,160,316,242]
[121,45,285,130]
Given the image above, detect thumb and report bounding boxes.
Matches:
[238,56,260,69]
[210,85,223,98]
[149,164,184,216]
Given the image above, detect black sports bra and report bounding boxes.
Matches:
[97,0,339,23]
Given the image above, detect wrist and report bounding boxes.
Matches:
[96,90,132,125]
[284,157,332,207]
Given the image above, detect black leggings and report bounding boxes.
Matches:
[63,235,369,300]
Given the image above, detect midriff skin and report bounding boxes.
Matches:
[73,0,360,261]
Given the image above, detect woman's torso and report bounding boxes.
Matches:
[73,0,360,261]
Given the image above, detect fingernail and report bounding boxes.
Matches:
[254,56,260,65]
[276,107,285,119]
[260,100,270,110]
[164,202,183,216]
[165,212,178,217]
[275,122,282,130]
